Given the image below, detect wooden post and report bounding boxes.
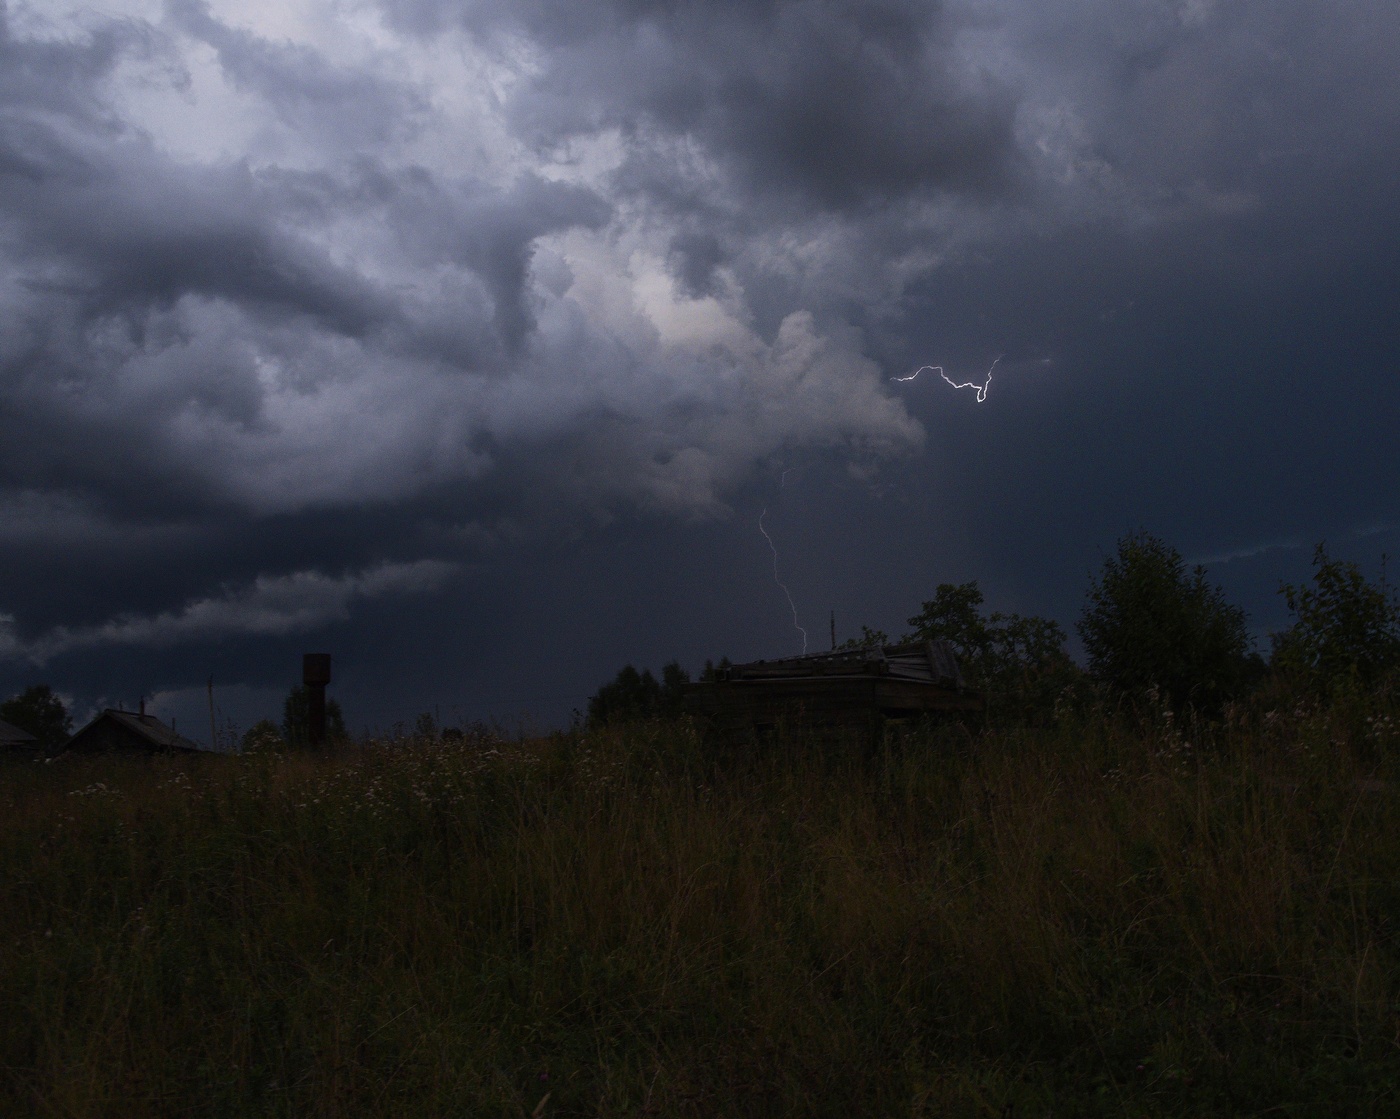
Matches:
[303,654,331,749]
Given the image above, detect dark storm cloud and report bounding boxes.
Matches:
[0,1,156,119]
[386,0,1018,211]
[0,0,925,684]
[667,230,725,299]
[1,150,389,333]
[165,0,429,147]
[1,0,1397,731]
[372,166,612,353]
[0,557,457,664]
[0,9,615,527]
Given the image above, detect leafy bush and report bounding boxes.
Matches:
[1272,544,1400,692]
[1078,531,1252,712]
[906,583,1069,683]
[905,582,1076,717]
[0,683,72,752]
[240,718,285,754]
[836,625,890,651]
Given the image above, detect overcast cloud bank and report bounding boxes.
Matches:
[1,0,1398,722]
[0,558,455,663]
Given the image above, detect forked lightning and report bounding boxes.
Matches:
[892,356,1003,401]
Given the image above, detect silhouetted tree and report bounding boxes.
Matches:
[698,657,731,682]
[588,661,690,724]
[1272,544,1400,692]
[659,661,690,718]
[907,582,1070,694]
[1079,531,1251,711]
[281,686,347,748]
[837,626,890,651]
[0,684,72,752]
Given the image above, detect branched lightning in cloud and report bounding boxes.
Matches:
[892,356,1055,399]
[893,356,1004,401]
[759,468,807,654]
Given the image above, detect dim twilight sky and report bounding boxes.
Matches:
[1,0,1397,738]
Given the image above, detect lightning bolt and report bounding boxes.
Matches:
[892,356,1003,401]
[759,468,807,654]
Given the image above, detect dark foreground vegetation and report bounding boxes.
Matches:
[6,533,1400,1116]
[6,691,1400,1117]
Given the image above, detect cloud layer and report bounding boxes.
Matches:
[0,0,949,533]
[0,558,455,663]
[1,0,1398,720]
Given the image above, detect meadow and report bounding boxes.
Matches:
[4,697,1400,1117]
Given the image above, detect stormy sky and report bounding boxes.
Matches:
[2,0,1397,737]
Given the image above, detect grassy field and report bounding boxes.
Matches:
[4,700,1400,1117]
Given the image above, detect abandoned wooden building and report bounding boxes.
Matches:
[0,717,38,754]
[686,639,982,738]
[60,705,208,757]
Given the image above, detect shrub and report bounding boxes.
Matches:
[240,718,285,754]
[906,582,1076,715]
[1272,544,1400,692]
[0,683,72,752]
[836,625,890,651]
[1078,531,1251,712]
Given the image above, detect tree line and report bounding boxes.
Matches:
[0,683,347,755]
[588,532,1400,724]
[6,532,1396,746]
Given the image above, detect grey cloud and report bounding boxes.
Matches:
[0,3,925,555]
[667,231,725,298]
[0,129,392,335]
[165,0,430,147]
[0,2,161,120]
[0,559,457,664]
[389,0,1019,211]
[493,309,923,521]
[1001,0,1400,221]
[0,14,612,522]
[377,168,612,353]
[5,0,1393,732]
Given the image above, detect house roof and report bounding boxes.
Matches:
[64,709,220,754]
[716,640,968,689]
[0,717,38,749]
[106,709,209,751]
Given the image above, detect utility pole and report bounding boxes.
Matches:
[830,610,836,652]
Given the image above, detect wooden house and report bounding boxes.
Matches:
[0,717,38,754]
[686,639,982,740]
[60,706,209,756]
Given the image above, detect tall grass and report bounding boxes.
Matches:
[3,701,1400,1117]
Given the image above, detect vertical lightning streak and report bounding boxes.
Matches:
[759,507,807,654]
